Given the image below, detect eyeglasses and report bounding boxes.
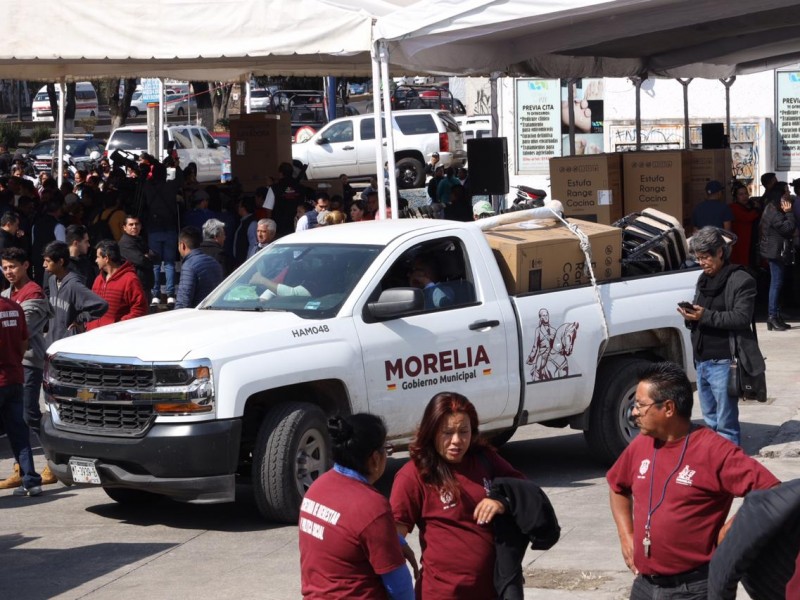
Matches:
[633,401,665,415]
[382,442,394,457]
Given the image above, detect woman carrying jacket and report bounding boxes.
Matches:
[759,182,796,330]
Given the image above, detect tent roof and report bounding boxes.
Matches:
[376,0,800,78]
[0,0,408,80]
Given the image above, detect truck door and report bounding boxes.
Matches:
[356,118,386,176]
[304,118,358,179]
[352,232,513,438]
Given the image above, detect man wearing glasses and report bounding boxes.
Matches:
[606,362,779,599]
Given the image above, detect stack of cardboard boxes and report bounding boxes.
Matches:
[549,149,733,230]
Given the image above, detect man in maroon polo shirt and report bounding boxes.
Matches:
[607,362,779,599]
[0,292,42,496]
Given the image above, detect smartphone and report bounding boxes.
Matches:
[678,301,695,311]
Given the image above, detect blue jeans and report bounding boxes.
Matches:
[768,259,784,318]
[149,230,178,298]
[630,574,708,599]
[0,384,41,489]
[22,366,43,432]
[696,359,740,445]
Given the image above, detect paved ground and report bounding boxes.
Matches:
[0,322,798,600]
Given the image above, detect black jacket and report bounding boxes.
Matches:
[489,477,561,600]
[198,240,231,276]
[708,478,800,600]
[692,268,765,377]
[119,232,155,294]
[759,202,796,260]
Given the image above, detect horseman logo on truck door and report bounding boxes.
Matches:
[526,308,580,383]
[384,345,491,391]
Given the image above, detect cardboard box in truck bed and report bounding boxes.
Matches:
[485,218,622,294]
[622,151,691,227]
[549,153,623,224]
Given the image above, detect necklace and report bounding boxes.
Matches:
[643,431,691,558]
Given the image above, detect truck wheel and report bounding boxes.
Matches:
[103,487,163,505]
[584,357,651,465]
[128,107,139,118]
[252,402,329,523]
[396,157,425,189]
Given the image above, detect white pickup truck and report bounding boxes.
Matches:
[40,212,698,522]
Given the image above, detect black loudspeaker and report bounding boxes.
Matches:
[467,137,509,195]
[701,123,726,149]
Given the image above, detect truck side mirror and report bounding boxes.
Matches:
[366,288,424,320]
[316,137,329,145]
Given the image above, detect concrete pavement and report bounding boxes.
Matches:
[0,320,797,599]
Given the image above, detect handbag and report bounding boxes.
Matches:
[728,331,768,402]
[780,239,796,266]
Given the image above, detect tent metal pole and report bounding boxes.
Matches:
[631,77,643,151]
[676,78,693,149]
[720,76,736,146]
[490,71,500,213]
[158,79,164,159]
[245,78,251,115]
[379,42,399,219]
[567,78,577,155]
[57,80,65,189]
[370,41,387,220]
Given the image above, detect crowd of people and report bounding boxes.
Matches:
[692,173,798,331]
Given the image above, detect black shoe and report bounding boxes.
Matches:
[777,314,792,329]
[767,317,789,331]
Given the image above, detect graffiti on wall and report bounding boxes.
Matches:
[609,121,762,189]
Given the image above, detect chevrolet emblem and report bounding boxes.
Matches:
[76,389,96,401]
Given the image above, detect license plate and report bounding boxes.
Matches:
[69,458,101,485]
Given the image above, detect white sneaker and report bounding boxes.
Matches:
[151,297,161,306]
[167,297,175,306]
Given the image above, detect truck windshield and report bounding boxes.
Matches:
[200,243,382,318]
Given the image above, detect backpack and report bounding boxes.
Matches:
[89,209,121,245]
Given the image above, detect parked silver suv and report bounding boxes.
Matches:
[292,109,466,188]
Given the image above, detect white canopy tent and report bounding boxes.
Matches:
[375,0,800,79]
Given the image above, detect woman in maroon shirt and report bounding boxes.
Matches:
[390,392,524,599]
[728,182,760,267]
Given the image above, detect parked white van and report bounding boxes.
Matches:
[31,82,99,122]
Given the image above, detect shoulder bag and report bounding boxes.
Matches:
[728,327,767,402]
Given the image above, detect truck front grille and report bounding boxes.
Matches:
[51,361,154,390]
[56,400,155,434]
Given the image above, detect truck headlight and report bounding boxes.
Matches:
[153,364,215,415]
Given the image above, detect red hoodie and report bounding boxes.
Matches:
[86,261,148,330]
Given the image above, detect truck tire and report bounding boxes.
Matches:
[252,402,329,523]
[128,107,139,118]
[103,487,163,505]
[396,157,425,189]
[584,357,651,465]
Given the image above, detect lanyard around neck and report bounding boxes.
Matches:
[645,432,691,534]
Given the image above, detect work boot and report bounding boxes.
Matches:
[40,465,58,485]
[0,463,22,489]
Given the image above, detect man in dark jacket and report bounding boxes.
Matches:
[175,226,223,309]
[143,161,179,306]
[271,162,310,239]
[118,215,155,303]
[42,241,108,344]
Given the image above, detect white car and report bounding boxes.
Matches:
[454,115,492,143]
[248,88,272,112]
[292,109,466,189]
[106,125,230,183]
[128,90,197,118]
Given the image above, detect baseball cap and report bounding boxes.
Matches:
[431,152,439,158]
[791,178,800,188]
[472,200,495,217]
[705,180,724,194]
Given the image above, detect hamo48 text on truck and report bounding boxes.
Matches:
[40,208,698,522]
